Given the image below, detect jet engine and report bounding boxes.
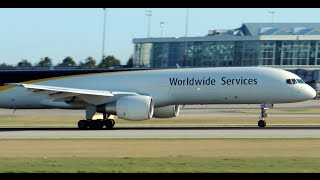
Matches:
[153,105,180,118]
[97,95,154,121]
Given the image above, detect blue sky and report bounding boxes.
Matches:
[1,8,320,66]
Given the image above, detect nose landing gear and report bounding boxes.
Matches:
[257,104,272,128]
[258,108,268,127]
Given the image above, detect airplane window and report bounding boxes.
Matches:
[286,79,300,85]
[292,79,298,84]
[286,79,292,84]
[297,79,305,84]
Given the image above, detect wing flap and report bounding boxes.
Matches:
[48,92,82,99]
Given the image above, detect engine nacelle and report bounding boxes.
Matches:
[153,105,180,118]
[97,95,154,121]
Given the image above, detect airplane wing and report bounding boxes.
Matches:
[7,83,138,105]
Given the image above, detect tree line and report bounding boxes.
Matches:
[0,55,134,69]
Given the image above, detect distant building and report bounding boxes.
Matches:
[133,23,320,69]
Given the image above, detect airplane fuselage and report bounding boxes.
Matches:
[0,67,316,109]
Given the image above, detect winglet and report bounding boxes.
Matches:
[176,63,181,68]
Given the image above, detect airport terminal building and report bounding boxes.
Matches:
[133,23,320,69]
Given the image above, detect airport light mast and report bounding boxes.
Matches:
[146,10,152,38]
[102,8,107,60]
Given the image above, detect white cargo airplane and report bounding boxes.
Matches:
[0,67,316,129]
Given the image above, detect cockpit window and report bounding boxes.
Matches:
[292,79,298,84]
[297,79,305,84]
[286,79,305,85]
[286,79,292,84]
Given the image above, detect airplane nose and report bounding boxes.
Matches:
[304,85,317,99]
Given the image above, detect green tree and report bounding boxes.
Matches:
[17,59,32,67]
[57,56,77,66]
[0,63,13,68]
[126,55,134,68]
[79,57,96,69]
[36,57,52,67]
[98,55,121,68]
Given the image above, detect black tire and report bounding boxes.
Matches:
[89,120,104,130]
[97,119,104,129]
[103,119,114,129]
[258,120,266,128]
[110,119,115,127]
[78,120,88,130]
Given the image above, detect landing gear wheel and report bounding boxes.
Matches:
[97,119,104,129]
[258,120,266,128]
[78,120,88,130]
[95,119,104,129]
[110,119,115,128]
[103,119,114,129]
[89,120,104,130]
[257,106,269,128]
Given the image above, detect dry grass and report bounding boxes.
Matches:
[1,139,320,158]
[0,115,81,126]
[240,109,320,114]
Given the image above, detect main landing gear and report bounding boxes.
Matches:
[77,118,115,130]
[78,104,116,130]
[77,116,115,130]
[257,104,272,128]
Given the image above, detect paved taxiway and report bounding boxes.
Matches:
[1,126,320,139]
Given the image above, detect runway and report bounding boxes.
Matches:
[1,126,320,139]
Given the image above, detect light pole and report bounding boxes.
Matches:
[185,8,189,37]
[102,8,107,60]
[146,10,152,37]
[184,8,189,66]
[160,21,165,37]
[269,11,275,23]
